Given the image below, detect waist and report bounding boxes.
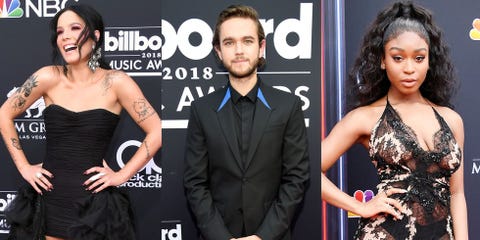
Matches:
[43,153,104,171]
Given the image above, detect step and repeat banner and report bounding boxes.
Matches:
[0,0,321,239]
[341,0,480,238]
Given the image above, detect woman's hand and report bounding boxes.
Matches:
[357,188,407,220]
[83,160,129,193]
[19,163,53,194]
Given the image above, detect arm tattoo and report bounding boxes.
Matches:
[10,138,22,150]
[11,95,26,110]
[133,99,156,123]
[20,75,38,97]
[10,75,38,110]
[143,140,151,160]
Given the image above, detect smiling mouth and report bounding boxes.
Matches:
[64,44,78,52]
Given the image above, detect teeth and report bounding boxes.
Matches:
[64,44,77,52]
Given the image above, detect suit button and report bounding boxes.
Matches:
[242,178,247,182]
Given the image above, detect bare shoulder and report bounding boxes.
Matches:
[34,66,63,83]
[104,69,131,83]
[341,101,386,135]
[105,69,129,78]
[19,66,63,91]
[36,65,60,75]
[101,70,137,92]
[345,100,386,126]
[434,106,464,132]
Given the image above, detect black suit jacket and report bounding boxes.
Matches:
[184,81,310,240]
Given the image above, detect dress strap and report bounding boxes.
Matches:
[385,95,393,110]
[424,101,446,129]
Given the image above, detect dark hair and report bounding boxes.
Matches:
[212,5,266,68]
[50,4,110,74]
[348,1,456,110]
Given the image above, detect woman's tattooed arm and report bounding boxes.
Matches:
[10,137,22,150]
[143,140,151,160]
[133,99,156,123]
[11,75,38,110]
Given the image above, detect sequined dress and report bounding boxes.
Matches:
[354,100,462,240]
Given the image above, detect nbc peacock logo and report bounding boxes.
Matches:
[0,0,24,18]
[348,189,375,218]
[469,18,480,40]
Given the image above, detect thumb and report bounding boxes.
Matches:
[102,160,110,169]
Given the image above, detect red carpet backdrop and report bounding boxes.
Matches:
[0,0,321,239]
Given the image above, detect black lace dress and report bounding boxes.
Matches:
[6,104,136,240]
[354,101,462,240]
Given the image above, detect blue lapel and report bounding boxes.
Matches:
[217,87,271,111]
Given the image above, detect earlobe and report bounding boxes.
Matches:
[214,46,222,60]
[259,39,266,57]
[94,30,100,42]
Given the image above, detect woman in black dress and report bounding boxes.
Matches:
[0,4,162,240]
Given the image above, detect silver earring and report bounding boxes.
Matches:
[88,45,101,72]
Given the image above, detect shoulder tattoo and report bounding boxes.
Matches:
[101,71,117,96]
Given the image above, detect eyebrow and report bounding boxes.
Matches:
[57,22,83,29]
[388,46,428,52]
[222,35,256,42]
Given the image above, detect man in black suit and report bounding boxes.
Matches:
[184,5,310,240]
